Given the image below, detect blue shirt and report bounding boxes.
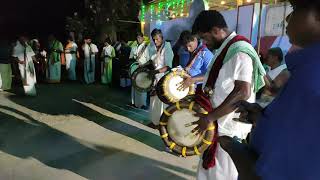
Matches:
[188,44,214,78]
[251,43,320,180]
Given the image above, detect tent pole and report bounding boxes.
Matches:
[257,0,263,53]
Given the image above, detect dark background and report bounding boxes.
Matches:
[0,0,84,40]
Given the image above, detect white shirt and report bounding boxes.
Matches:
[102,45,114,63]
[147,42,173,70]
[147,41,174,81]
[267,64,287,80]
[129,42,148,65]
[12,41,35,62]
[83,43,99,59]
[204,32,255,139]
[65,42,78,61]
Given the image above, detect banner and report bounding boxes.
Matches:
[264,2,293,36]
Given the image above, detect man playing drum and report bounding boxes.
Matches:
[128,32,149,109]
[177,30,214,90]
[147,29,174,129]
[191,10,266,180]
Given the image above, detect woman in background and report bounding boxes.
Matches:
[101,38,115,86]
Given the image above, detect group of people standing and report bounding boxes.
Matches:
[2,34,119,96]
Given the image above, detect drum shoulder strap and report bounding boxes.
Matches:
[205,35,250,89]
[136,44,147,61]
[185,45,206,70]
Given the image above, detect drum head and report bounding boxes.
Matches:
[167,109,204,147]
[132,67,155,92]
[166,76,189,100]
[135,72,153,89]
[159,100,216,157]
[156,70,195,104]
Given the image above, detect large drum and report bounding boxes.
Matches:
[159,100,216,157]
[131,64,155,92]
[156,69,195,104]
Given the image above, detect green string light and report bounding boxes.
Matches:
[140,0,190,21]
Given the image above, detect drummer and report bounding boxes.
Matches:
[147,28,174,129]
[178,30,214,90]
[128,32,149,109]
[191,10,266,180]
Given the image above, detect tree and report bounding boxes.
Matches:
[66,0,141,42]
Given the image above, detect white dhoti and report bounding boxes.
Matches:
[131,87,147,108]
[19,62,37,96]
[65,54,77,81]
[197,144,238,180]
[150,95,167,125]
[0,64,12,91]
[84,58,95,84]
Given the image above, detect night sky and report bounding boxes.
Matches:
[0,0,83,40]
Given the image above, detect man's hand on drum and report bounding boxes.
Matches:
[233,101,263,125]
[189,113,210,135]
[177,77,194,91]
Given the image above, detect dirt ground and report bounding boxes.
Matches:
[0,83,199,180]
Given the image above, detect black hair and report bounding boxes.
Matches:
[268,47,283,62]
[136,32,144,38]
[105,37,112,44]
[83,33,92,40]
[67,35,74,41]
[180,30,198,45]
[192,10,228,34]
[151,28,163,38]
[289,0,320,14]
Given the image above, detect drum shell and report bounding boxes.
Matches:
[156,74,172,104]
[129,62,139,77]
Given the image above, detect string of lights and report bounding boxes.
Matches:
[140,0,285,23]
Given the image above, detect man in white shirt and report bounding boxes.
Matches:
[12,35,37,96]
[191,10,265,180]
[128,32,149,109]
[82,36,99,84]
[258,47,290,107]
[146,29,174,129]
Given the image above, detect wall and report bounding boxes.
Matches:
[144,0,293,56]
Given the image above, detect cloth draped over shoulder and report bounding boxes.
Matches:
[49,40,63,63]
[223,40,266,93]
